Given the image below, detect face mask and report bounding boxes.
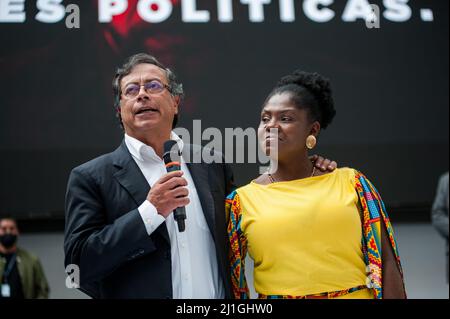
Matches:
[0,234,17,248]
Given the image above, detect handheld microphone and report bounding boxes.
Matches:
[163,140,186,232]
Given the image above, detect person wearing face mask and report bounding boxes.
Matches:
[0,217,49,299]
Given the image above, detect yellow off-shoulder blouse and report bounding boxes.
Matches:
[231,168,373,298]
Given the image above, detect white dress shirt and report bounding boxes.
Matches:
[124,133,224,299]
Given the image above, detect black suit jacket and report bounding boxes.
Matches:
[64,141,235,299]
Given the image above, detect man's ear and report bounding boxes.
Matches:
[173,95,181,114]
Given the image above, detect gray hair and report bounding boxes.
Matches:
[112,53,184,129]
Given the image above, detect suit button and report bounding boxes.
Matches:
[165,296,171,299]
[165,251,170,260]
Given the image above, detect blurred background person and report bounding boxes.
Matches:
[431,172,449,283]
[0,217,49,299]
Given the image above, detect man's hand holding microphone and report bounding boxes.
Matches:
[146,140,188,232]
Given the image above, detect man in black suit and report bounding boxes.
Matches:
[64,53,336,299]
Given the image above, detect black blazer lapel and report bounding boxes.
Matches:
[112,141,170,244]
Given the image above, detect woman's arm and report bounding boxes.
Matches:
[354,170,407,299]
[226,191,250,299]
[380,222,406,299]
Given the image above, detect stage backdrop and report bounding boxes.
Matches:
[0,0,448,221]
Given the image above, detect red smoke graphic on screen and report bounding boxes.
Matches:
[98,0,184,56]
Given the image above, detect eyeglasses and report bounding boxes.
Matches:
[122,80,171,99]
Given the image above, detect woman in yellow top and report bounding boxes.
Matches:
[226,70,406,299]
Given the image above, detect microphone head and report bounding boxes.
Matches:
[163,140,181,165]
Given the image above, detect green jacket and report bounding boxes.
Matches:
[0,247,49,299]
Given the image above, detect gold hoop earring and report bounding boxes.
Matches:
[306,135,317,150]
